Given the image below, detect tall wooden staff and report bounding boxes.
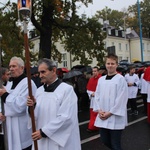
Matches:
[0,34,8,150]
[17,0,38,150]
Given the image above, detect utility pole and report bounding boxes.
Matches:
[137,0,144,62]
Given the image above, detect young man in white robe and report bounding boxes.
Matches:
[139,65,149,114]
[0,56,37,150]
[125,65,140,115]
[27,58,81,150]
[93,54,128,150]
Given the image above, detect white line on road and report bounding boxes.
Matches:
[81,116,147,144]
[79,104,144,126]
[81,135,100,144]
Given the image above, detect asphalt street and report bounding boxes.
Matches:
[79,99,150,150]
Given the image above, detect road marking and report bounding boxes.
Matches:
[81,116,147,144]
[127,116,147,126]
[79,104,144,126]
[81,135,100,144]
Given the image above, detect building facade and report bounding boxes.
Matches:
[29,28,150,69]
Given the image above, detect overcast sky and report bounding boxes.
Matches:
[1,0,142,17]
[78,0,143,17]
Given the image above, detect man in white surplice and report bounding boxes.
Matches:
[27,58,81,150]
[0,57,37,150]
[93,54,128,150]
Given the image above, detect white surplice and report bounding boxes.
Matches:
[147,82,150,103]
[124,73,140,98]
[4,78,37,150]
[139,73,149,94]
[94,74,128,130]
[30,82,81,150]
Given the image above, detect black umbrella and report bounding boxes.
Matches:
[63,70,82,79]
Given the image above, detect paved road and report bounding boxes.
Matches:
[79,99,150,150]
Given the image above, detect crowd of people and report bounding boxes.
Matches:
[0,54,150,150]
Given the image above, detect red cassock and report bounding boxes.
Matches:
[87,74,101,130]
[143,67,150,123]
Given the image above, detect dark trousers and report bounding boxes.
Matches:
[141,93,147,113]
[100,128,123,150]
[78,93,89,111]
[22,145,32,150]
[0,134,4,150]
[128,98,137,112]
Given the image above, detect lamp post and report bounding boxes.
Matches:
[17,1,38,150]
[137,0,144,62]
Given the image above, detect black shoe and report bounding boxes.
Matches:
[129,111,134,115]
[86,129,97,133]
[134,110,138,115]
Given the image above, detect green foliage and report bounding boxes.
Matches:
[127,0,150,38]
[30,0,106,65]
[0,2,38,66]
[95,7,125,29]
[62,16,106,65]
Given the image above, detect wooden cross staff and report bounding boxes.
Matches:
[23,20,38,150]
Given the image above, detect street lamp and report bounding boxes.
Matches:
[17,1,38,150]
[137,0,143,62]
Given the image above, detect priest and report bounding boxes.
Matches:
[0,56,37,150]
[27,58,81,150]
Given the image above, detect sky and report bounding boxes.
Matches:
[1,0,142,16]
[78,0,142,17]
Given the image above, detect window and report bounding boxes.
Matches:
[115,30,118,36]
[119,43,121,51]
[126,44,128,51]
[147,43,150,52]
[108,28,111,35]
[122,31,125,37]
[62,53,67,67]
[118,56,122,62]
[142,43,145,51]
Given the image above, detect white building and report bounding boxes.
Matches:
[29,27,150,69]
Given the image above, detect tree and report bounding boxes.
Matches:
[30,0,106,65]
[127,0,150,38]
[95,7,126,29]
[0,2,24,66]
[0,1,39,66]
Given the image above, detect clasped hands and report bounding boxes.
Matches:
[98,110,112,120]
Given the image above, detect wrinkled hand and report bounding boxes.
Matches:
[27,96,36,107]
[0,112,6,122]
[0,87,6,96]
[32,130,42,141]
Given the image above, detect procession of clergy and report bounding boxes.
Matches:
[0,54,150,150]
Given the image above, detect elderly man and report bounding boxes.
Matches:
[27,58,81,150]
[0,56,37,150]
